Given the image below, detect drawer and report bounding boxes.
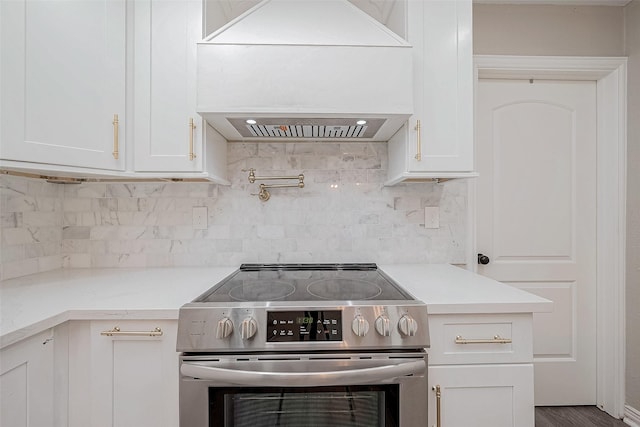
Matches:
[428,313,533,365]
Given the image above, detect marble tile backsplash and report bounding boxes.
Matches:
[0,175,64,280]
[1,143,468,279]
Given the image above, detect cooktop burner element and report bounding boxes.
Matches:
[228,280,296,301]
[177,263,429,353]
[306,278,383,300]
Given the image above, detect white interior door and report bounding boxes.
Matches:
[476,79,597,405]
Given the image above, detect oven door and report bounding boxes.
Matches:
[179,352,427,427]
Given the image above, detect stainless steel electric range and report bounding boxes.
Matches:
[177,263,429,427]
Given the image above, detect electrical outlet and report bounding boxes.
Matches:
[192,207,208,230]
[424,207,440,229]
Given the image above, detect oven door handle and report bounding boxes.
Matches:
[181,360,425,387]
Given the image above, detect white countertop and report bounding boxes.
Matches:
[0,267,237,349]
[0,264,551,349]
[379,264,552,315]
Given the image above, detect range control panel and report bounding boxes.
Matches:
[267,310,343,342]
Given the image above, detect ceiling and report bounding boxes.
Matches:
[474,0,631,5]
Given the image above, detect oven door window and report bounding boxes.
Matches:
[209,385,399,427]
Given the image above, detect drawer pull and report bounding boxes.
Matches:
[100,327,163,337]
[455,335,512,344]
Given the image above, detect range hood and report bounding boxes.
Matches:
[197,0,413,142]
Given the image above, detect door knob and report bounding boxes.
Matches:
[477,253,490,265]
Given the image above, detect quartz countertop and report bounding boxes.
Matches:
[0,264,551,349]
[0,267,237,349]
[379,264,552,315]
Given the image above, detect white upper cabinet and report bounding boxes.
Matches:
[0,0,126,172]
[1,0,227,183]
[133,0,227,182]
[386,0,475,185]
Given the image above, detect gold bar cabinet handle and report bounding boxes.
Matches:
[433,384,441,427]
[112,114,119,160]
[189,118,197,161]
[100,327,163,337]
[455,335,512,344]
[414,119,422,161]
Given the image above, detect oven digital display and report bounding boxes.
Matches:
[267,311,342,342]
[296,316,314,325]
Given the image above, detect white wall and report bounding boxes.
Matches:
[625,0,640,413]
[474,4,624,56]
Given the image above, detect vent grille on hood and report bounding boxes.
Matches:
[197,0,413,142]
[227,118,384,139]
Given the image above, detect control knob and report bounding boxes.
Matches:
[216,317,233,339]
[374,314,391,337]
[398,314,418,337]
[351,314,370,337]
[240,317,258,340]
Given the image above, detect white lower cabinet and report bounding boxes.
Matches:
[428,364,534,427]
[427,313,535,427]
[0,329,55,427]
[69,320,179,427]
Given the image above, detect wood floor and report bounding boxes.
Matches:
[535,406,627,427]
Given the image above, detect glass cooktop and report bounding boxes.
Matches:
[195,264,414,303]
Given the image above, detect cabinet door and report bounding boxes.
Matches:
[0,329,55,427]
[0,0,126,171]
[133,0,204,172]
[428,364,534,427]
[387,0,473,183]
[89,320,179,427]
